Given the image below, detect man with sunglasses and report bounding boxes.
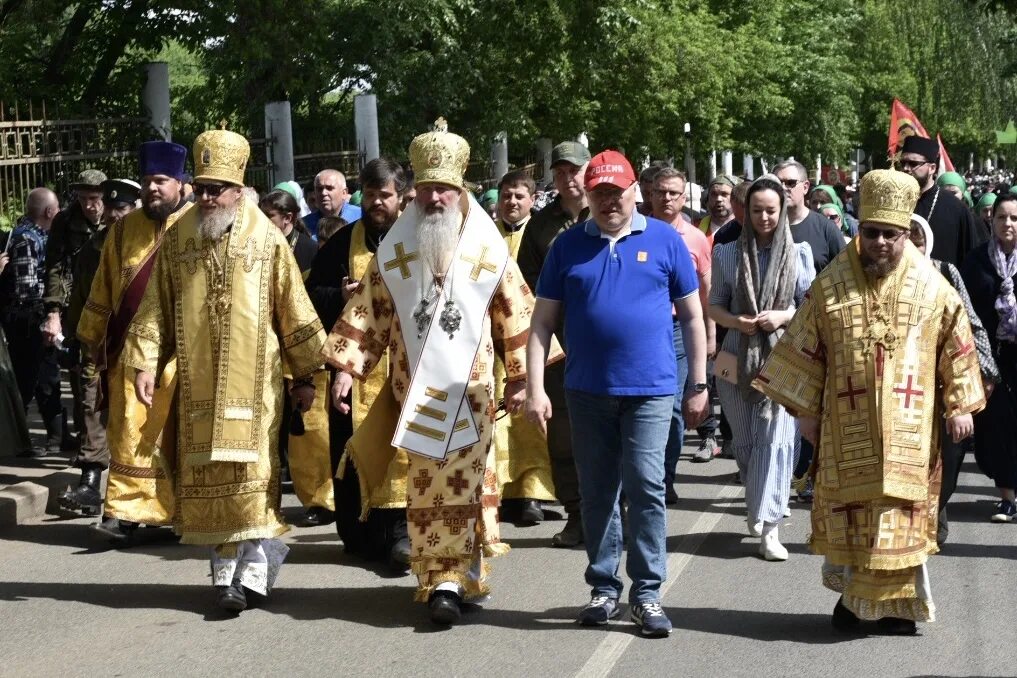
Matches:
[898,135,982,266]
[773,160,845,272]
[755,169,985,636]
[122,129,326,613]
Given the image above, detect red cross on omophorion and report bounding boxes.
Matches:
[949,338,974,360]
[893,375,925,408]
[802,339,826,363]
[447,470,470,496]
[837,376,867,410]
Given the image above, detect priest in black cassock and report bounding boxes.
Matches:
[899,135,984,266]
[305,158,411,568]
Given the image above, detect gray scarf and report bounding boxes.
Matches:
[733,176,799,407]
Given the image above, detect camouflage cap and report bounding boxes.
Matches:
[69,168,108,191]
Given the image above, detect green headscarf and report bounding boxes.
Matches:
[812,185,843,210]
[977,192,998,210]
[819,202,847,234]
[481,188,499,206]
[963,189,973,208]
[273,180,302,202]
[349,189,362,206]
[936,171,966,192]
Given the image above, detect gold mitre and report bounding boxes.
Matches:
[859,169,920,229]
[409,117,470,189]
[193,126,250,186]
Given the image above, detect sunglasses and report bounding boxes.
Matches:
[859,225,907,242]
[898,159,932,170]
[192,182,230,198]
[779,179,802,189]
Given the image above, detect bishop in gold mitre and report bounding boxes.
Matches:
[323,119,561,625]
[754,169,985,635]
[121,127,327,614]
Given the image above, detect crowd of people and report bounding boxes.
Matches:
[0,123,1013,640]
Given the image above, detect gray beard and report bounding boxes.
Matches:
[198,205,234,242]
[417,204,460,276]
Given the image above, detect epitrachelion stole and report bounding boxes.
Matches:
[377,195,509,460]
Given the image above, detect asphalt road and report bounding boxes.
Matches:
[0,446,1013,678]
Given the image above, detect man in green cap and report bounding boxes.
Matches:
[516,140,591,547]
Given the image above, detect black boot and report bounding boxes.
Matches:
[551,513,584,548]
[428,590,462,625]
[876,617,917,635]
[517,499,543,526]
[388,512,411,569]
[92,516,138,543]
[831,596,861,632]
[59,465,103,516]
[216,583,247,612]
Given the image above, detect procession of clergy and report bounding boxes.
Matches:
[65,120,995,639]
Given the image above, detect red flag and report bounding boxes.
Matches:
[937,133,955,172]
[888,99,929,157]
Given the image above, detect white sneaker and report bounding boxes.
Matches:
[783,506,792,518]
[747,518,763,537]
[760,531,789,561]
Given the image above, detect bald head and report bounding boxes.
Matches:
[26,188,59,230]
[314,169,349,217]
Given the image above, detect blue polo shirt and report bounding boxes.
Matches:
[536,212,698,396]
[304,202,362,238]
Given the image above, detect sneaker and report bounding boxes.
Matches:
[630,601,672,637]
[577,595,620,626]
[796,477,814,503]
[692,436,717,463]
[990,500,1017,523]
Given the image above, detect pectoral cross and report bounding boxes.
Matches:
[384,242,419,280]
[461,246,498,281]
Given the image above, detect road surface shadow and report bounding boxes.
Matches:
[663,606,865,644]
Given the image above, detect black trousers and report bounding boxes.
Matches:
[544,360,581,515]
[2,313,61,429]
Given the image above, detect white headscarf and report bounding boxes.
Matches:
[910,213,934,259]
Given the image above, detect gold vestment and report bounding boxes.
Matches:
[754,242,985,620]
[493,217,555,501]
[77,206,190,525]
[322,253,535,601]
[121,197,326,544]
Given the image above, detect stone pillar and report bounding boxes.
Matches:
[743,153,754,180]
[143,62,171,141]
[354,94,380,163]
[491,132,509,185]
[815,154,822,184]
[721,150,733,176]
[536,137,553,184]
[264,101,294,185]
[708,150,717,181]
[684,145,696,186]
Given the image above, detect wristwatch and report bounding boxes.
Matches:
[688,382,708,394]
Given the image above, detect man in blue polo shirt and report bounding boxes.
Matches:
[304,168,362,238]
[526,150,709,638]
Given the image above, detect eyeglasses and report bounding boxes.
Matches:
[655,190,685,199]
[898,159,931,170]
[779,178,803,189]
[823,213,842,222]
[192,182,230,198]
[859,225,907,242]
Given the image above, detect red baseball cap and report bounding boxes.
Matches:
[584,150,636,191]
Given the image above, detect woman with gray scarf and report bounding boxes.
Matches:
[708,175,816,561]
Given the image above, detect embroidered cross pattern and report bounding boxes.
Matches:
[178,238,205,275]
[384,242,419,280]
[447,470,469,495]
[837,376,867,411]
[413,469,434,496]
[893,375,925,408]
[461,246,498,281]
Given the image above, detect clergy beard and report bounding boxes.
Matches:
[859,252,902,278]
[198,205,235,242]
[417,204,460,276]
[143,199,178,222]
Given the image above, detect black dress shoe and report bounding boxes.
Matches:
[301,507,336,527]
[92,517,138,542]
[517,499,543,525]
[390,535,411,568]
[665,484,679,506]
[831,596,861,632]
[551,514,584,548]
[217,583,247,612]
[428,590,462,625]
[876,617,917,635]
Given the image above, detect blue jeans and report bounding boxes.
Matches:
[566,390,674,604]
[664,319,688,486]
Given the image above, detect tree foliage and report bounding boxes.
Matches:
[1,0,1016,167]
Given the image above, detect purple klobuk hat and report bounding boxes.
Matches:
[139,141,188,181]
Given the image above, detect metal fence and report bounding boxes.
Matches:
[0,101,152,224]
